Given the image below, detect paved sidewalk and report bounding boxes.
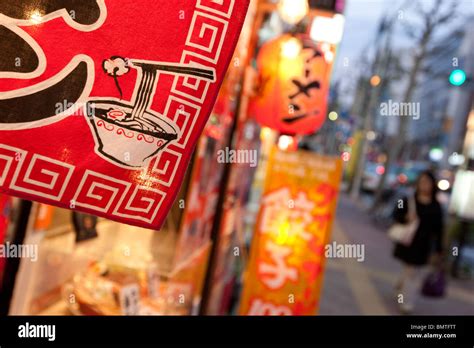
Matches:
[318,193,474,315]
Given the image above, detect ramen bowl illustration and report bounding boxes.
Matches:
[85,58,216,168]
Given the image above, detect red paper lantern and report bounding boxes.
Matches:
[250,34,334,135]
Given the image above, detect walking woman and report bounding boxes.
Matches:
[392,170,444,314]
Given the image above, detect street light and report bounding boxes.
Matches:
[429,147,444,162]
[277,0,309,25]
[449,69,467,86]
[438,179,450,191]
[328,111,338,121]
[370,75,381,87]
[366,130,377,141]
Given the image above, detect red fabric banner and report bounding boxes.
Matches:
[0,0,249,229]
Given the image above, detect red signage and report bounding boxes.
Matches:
[0,1,249,229]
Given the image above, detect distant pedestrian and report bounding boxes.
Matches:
[392,170,444,314]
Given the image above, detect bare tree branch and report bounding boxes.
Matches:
[369,0,462,210]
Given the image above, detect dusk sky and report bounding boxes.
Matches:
[333,0,474,80]
[331,0,474,107]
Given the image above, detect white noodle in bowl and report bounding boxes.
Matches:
[86,100,178,168]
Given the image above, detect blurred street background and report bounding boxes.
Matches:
[312,0,474,314]
[1,0,473,317]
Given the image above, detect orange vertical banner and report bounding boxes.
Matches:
[240,147,342,315]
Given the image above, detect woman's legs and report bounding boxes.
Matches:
[398,263,419,313]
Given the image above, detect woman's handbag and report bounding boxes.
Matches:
[388,195,419,246]
[421,270,446,298]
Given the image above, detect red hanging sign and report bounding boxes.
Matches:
[250,34,335,135]
[0,0,249,229]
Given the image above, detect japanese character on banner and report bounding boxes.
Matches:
[258,240,298,289]
[259,188,292,234]
[290,192,315,241]
[313,183,337,206]
[259,188,315,241]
